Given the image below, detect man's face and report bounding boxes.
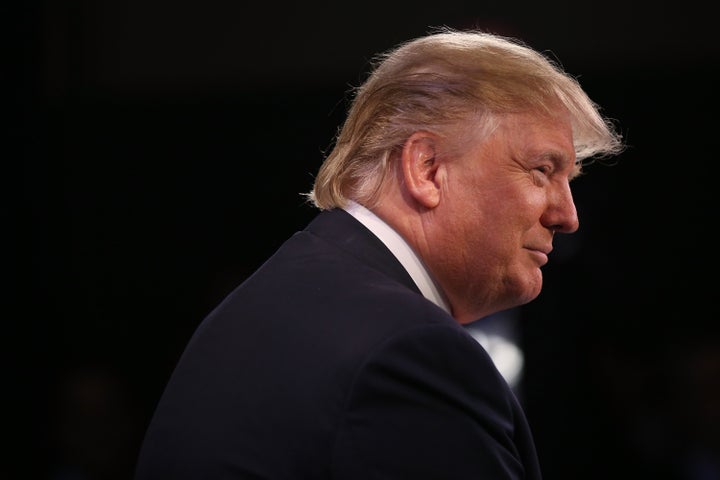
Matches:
[426,111,580,323]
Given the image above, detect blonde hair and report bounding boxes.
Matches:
[306,27,624,210]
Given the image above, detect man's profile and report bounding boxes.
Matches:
[134,27,623,479]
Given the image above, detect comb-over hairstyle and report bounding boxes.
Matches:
[307,27,624,210]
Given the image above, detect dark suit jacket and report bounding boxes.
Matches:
[134,209,542,479]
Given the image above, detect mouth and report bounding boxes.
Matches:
[525,246,551,265]
[525,243,552,254]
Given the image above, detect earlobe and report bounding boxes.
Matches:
[401,132,442,209]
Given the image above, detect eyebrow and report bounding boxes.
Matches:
[540,151,581,180]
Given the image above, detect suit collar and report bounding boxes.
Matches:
[305,209,421,295]
[343,201,451,315]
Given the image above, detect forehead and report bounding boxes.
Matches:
[496,112,576,163]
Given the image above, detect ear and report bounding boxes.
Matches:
[400,131,442,209]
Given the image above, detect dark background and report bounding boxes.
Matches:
[11,1,720,479]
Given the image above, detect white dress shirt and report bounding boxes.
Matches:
[343,200,451,315]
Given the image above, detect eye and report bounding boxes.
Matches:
[534,165,552,175]
[530,165,552,185]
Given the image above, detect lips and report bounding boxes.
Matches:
[525,246,552,266]
[526,246,552,256]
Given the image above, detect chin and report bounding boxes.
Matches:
[525,284,544,304]
[509,275,543,306]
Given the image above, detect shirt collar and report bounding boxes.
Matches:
[342,200,452,315]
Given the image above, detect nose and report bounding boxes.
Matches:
[541,181,579,234]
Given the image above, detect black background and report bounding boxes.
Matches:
[11,1,720,479]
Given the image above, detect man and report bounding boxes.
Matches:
[135,28,623,479]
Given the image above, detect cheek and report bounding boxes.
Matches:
[443,173,541,245]
[495,185,546,227]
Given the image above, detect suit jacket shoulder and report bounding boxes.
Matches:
[134,209,541,480]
